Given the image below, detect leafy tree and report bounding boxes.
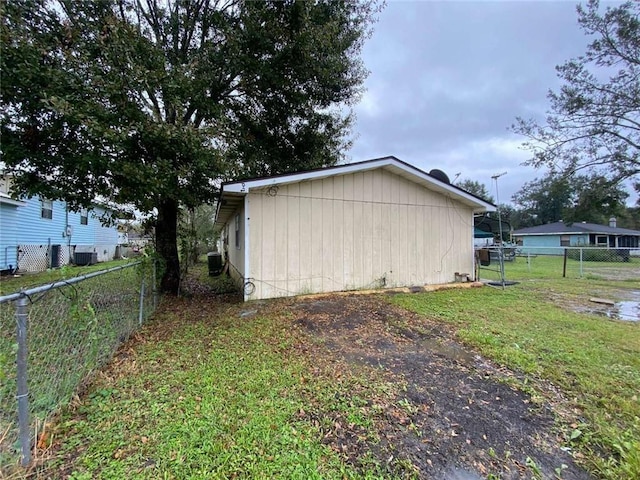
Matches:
[178,204,217,272]
[618,206,640,229]
[1,0,379,293]
[456,179,494,203]
[512,176,572,226]
[566,175,628,224]
[513,0,640,184]
[511,173,628,226]
[494,203,518,230]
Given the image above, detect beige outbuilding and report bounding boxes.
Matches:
[214,156,495,301]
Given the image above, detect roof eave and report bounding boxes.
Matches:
[512,231,584,236]
[0,195,27,207]
[221,157,496,214]
[214,191,245,227]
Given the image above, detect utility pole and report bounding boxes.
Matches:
[491,172,507,288]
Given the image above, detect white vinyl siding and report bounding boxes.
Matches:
[226,204,245,282]
[247,169,474,300]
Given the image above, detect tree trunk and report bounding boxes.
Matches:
[156,198,181,294]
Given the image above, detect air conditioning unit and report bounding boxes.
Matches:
[74,252,97,266]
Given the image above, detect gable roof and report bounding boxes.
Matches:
[215,156,496,226]
[513,221,640,237]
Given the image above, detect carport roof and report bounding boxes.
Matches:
[215,156,496,227]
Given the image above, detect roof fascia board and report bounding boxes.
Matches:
[0,195,27,207]
[512,231,585,236]
[514,229,640,236]
[223,159,390,193]
[223,158,495,211]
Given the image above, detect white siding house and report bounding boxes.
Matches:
[215,157,495,300]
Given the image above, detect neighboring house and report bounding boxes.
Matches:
[0,179,27,274]
[126,232,153,252]
[512,218,640,255]
[0,176,121,273]
[214,156,495,301]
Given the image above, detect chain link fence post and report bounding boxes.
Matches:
[15,293,31,467]
[138,277,146,327]
[579,248,584,278]
[0,261,162,469]
[153,259,158,310]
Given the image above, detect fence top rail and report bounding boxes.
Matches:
[0,261,142,304]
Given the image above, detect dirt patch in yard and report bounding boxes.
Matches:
[31,275,594,480]
[546,287,640,322]
[291,294,592,480]
[582,265,640,281]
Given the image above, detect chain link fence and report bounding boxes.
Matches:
[476,246,640,282]
[0,261,158,471]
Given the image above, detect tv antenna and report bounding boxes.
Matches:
[491,172,508,288]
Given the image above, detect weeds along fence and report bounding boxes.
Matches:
[477,246,640,282]
[0,261,158,469]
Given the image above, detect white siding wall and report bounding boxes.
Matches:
[248,169,474,300]
[226,203,245,284]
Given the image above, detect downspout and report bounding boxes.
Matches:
[471,211,477,281]
[243,193,251,301]
[65,202,71,265]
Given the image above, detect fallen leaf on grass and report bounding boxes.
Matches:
[36,430,50,450]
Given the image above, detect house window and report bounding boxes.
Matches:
[596,235,608,246]
[560,235,570,247]
[235,214,241,249]
[41,199,53,219]
[80,209,88,225]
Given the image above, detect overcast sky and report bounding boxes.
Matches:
[347,0,613,205]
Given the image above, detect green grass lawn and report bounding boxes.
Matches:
[0,259,156,476]
[40,293,392,480]
[479,252,640,282]
[392,275,640,479]
[0,258,136,296]
[9,258,639,479]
